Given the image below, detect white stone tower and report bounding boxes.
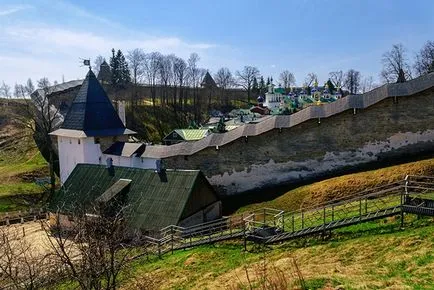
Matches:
[50,70,135,184]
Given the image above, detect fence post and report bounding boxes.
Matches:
[359,199,362,219]
[229,218,232,236]
[243,218,247,251]
[301,211,304,229]
[400,192,405,228]
[263,208,266,225]
[158,240,161,258]
[292,214,295,232]
[365,198,368,214]
[171,227,174,254]
[323,207,326,225]
[331,206,334,221]
[282,214,285,232]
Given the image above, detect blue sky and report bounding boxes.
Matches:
[0,0,433,86]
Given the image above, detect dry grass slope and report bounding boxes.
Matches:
[237,158,434,213]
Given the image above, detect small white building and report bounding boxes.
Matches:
[50,70,158,184]
[263,84,285,110]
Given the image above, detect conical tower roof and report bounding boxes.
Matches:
[97,60,112,83]
[59,70,134,136]
[201,71,217,88]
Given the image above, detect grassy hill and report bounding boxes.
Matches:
[118,215,434,289]
[236,158,434,214]
[0,104,48,212]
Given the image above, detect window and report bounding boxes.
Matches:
[78,139,81,145]
[94,137,100,144]
[173,132,178,138]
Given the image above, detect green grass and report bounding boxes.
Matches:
[0,128,48,212]
[117,215,434,289]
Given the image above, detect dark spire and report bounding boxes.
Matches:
[201,71,217,88]
[61,70,132,136]
[97,60,112,84]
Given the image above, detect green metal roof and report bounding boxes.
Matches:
[173,129,210,141]
[49,164,213,230]
[274,87,285,94]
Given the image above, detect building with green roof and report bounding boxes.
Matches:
[49,164,221,232]
[163,129,211,145]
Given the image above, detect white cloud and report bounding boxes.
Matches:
[0,25,218,84]
[0,5,32,17]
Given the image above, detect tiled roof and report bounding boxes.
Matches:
[49,164,217,230]
[60,70,130,136]
[103,142,147,157]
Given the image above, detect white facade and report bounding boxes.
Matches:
[264,92,284,110]
[57,135,158,184]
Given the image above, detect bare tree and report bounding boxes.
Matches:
[214,67,234,106]
[303,73,318,87]
[0,226,56,289]
[329,71,344,88]
[381,43,412,83]
[1,81,11,98]
[46,203,141,290]
[159,54,173,106]
[278,70,296,90]
[143,52,162,107]
[172,55,187,107]
[187,53,202,120]
[10,78,62,200]
[236,66,260,104]
[344,69,361,94]
[93,55,106,76]
[360,75,374,93]
[414,40,434,76]
[126,49,146,85]
[14,83,27,99]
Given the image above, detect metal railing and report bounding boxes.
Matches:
[137,175,434,255]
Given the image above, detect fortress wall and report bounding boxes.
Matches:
[164,89,434,195]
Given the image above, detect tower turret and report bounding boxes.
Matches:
[50,70,135,183]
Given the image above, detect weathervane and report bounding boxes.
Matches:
[79,58,91,70]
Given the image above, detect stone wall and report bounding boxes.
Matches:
[164,89,434,195]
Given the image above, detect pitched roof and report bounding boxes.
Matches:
[201,71,217,88]
[59,70,133,136]
[103,142,147,157]
[49,164,213,230]
[167,129,210,141]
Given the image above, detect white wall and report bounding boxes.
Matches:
[103,154,157,170]
[264,93,283,110]
[58,135,158,184]
[58,136,86,184]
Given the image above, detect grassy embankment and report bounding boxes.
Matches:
[118,215,434,290]
[0,124,48,212]
[236,158,434,214]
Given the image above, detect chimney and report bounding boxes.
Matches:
[117,101,126,125]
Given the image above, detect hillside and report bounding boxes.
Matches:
[0,101,48,212]
[236,157,434,214]
[119,216,434,289]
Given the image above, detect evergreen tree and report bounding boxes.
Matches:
[110,49,120,87]
[252,77,259,99]
[326,79,335,93]
[266,77,270,86]
[110,48,130,89]
[270,76,273,84]
[259,76,266,95]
